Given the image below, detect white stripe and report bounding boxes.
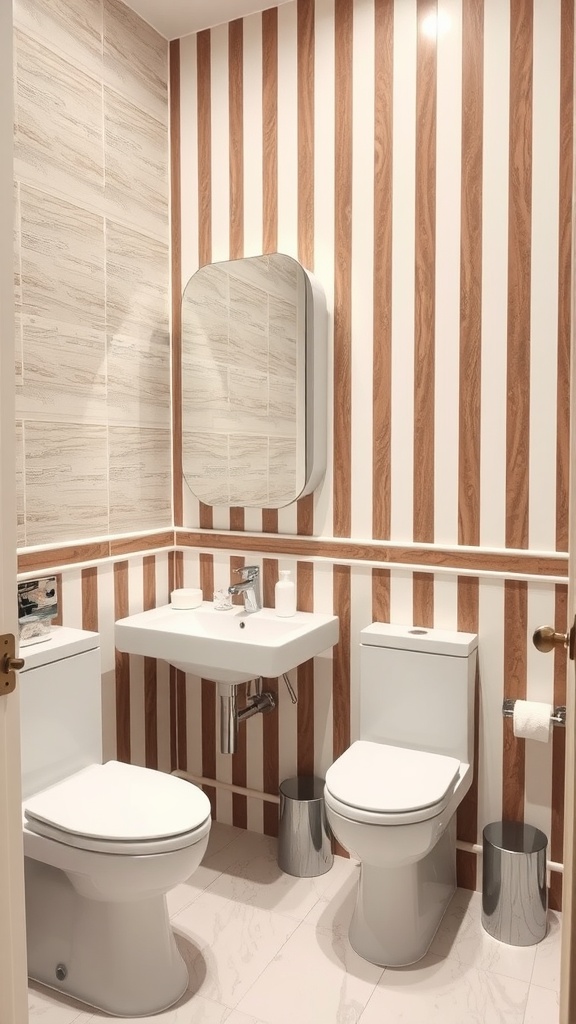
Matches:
[156,657,172,774]
[389,568,414,625]
[390,0,417,541]
[529,0,561,550]
[312,561,334,775]
[349,564,373,741]
[242,12,264,259]
[210,24,230,263]
[434,0,462,545]
[350,0,375,539]
[277,556,299,783]
[61,568,83,630]
[128,558,146,766]
[479,0,510,547]
[433,572,459,630]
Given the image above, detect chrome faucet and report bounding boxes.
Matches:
[228,565,261,614]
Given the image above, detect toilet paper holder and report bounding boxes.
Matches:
[502,698,566,727]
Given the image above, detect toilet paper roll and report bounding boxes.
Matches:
[512,699,553,743]
[170,588,203,610]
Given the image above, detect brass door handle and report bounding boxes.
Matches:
[3,656,24,672]
[0,634,24,695]
[533,617,576,659]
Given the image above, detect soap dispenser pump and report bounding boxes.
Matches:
[275,570,296,617]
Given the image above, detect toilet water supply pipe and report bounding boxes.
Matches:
[171,771,563,876]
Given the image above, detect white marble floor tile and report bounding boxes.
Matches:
[236,920,383,1024]
[206,832,351,922]
[531,910,562,992]
[224,1012,270,1024]
[523,982,560,1024]
[430,888,538,983]
[302,857,360,935]
[172,890,298,1009]
[357,952,529,1024]
[82,992,232,1024]
[28,982,93,1023]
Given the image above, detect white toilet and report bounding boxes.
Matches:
[19,626,211,1017]
[324,622,477,967]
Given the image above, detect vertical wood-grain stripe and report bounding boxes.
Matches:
[262,8,279,536]
[143,556,158,770]
[230,555,247,826]
[502,579,527,821]
[170,39,183,528]
[372,0,393,541]
[458,0,483,547]
[456,575,480,889]
[333,563,351,857]
[296,0,315,537]
[413,0,437,544]
[372,567,390,623]
[199,553,216,812]
[197,29,214,532]
[333,0,353,538]
[81,566,98,632]
[556,0,573,553]
[505,0,533,550]
[114,561,130,763]
[550,582,567,910]
[168,552,182,771]
[413,571,434,627]
[54,575,63,626]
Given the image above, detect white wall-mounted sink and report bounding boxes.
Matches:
[114,603,339,684]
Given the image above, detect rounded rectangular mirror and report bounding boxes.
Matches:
[181,253,326,508]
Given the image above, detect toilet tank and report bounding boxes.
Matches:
[359,623,477,763]
[19,627,102,799]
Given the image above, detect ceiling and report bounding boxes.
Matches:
[121,0,292,40]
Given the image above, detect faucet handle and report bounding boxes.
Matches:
[234,565,259,581]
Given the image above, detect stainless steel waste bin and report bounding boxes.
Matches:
[278,776,333,877]
[481,821,547,945]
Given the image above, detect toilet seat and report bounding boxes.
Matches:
[324,740,462,826]
[24,761,211,855]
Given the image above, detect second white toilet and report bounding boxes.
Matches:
[324,623,477,967]
[20,627,211,1017]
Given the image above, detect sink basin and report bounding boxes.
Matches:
[114,602,339,684]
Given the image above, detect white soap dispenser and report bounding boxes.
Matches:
[275,570,296,617]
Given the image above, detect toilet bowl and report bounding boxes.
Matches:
[19,627,212,1017]
[324,623,477,967]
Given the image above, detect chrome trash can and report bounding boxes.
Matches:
[481,821,548,945]
[278,776,333,877]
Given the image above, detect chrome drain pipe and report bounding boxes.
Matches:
[219,680,276,754]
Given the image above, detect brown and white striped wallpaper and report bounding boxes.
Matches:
[168,0,573,902]
[15,0,573,905]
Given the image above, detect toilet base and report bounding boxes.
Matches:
[349,818,456,967]
[25,858,189,1017]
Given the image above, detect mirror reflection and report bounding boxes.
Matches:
[181,253,309,508]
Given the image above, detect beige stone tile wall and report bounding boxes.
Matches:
[13,0,171,547]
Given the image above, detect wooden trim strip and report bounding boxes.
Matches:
[333,0,353,538]
[412,571,434,627]
[502,579,527,821]
[372,0,393,541]
[371,567,390,623]
[175,531,568,579]
[170,38,183,528]
[556,0,573,553]
[458,0,483,547]
[113,561,130,764]
[81,566,98,632]
[413,0,437,544]
[17,533,175,575]
[505,0,533,550]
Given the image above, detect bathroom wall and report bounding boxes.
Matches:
[13,0,172,547]
[172,0,573,904]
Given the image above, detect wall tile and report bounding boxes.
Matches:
[107,330,171,427]
[104,87,169,239]
[105,219,169,338]
[20,185,105,330]
[103,0,168,122]
[13,0,103,81]
[18,316,106,421]
[108,425,172,533]
[182,431,230,506]
[23,421,108,545]
[15,421,25,548]
[14,30,104,211]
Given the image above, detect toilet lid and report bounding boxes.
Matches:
[325,741,461,815]
[24,761,211,841]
